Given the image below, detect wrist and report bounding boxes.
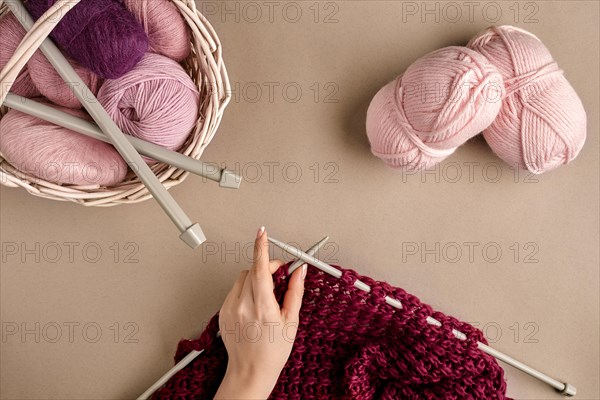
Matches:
[214,365,278,399]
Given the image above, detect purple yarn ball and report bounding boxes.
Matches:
[26,0,148,79]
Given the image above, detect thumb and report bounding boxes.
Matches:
[281,263,306,323]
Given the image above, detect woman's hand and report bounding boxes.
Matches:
[214,227,307,400]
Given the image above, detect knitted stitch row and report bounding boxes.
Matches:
[155,263,509,399]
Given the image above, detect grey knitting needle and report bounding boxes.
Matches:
[6,0,204,248]
[4,94,242,189]
[287,236,329,274]
[135,237,329,400]
[136,348,205,400]
[268,236,576,397]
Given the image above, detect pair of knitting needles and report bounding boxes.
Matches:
[136,236,330,400]
[1,0,241,248]
[137,235,576,399]
[3,94,241,188]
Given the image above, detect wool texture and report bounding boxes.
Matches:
[0,105,128,186]
[154,263,509,399]
[366,46,504,171]
[26,0,148,79]
[467,26,586,174]
[0,12,41,99]
[28,44,102,109]
[122,0,191,62]
[0,12,101,108]
[98,53,200,163]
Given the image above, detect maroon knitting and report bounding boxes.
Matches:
[155,263,509,399]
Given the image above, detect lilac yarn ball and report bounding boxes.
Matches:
[26,0,149,79]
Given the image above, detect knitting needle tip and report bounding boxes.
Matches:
[288,236,330,274]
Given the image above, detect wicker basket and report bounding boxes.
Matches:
[0,0,231,206]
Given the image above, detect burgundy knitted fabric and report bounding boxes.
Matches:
[155,263,509,399]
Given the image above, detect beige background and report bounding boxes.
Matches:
[1,1,599,399]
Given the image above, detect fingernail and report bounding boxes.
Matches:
[301,263,307,280]
[256,226,265,239]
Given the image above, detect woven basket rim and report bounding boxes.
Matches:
[0,0,231,207]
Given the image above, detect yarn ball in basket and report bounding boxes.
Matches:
[366,46,504,171]
[28,47,102,109]
[26,0,149,79]
[0,12,41,99]
[468,26,586,174]
[122,0,191,62]
[0,105,128,186]
[97,53,200,163]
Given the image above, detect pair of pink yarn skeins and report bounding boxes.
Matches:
[366,25,587,174]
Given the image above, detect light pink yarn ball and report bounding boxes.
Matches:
[122,0,191,62]
[0,13,41,98]
[468,26,586,174]
[366,46,504,171]
[28,49,102,109]
[0,105,128,187]
[97,53,200,163]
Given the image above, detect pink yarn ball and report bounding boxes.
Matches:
[122,0,191,62]
[468,26,587,174]
[0,13,41,99]
[28,49,102,109]
[0,12,100,108]
[0,105,128,187]
[97,53,200,163]
[366,47,504,171]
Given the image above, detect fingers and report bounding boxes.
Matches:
[222,269,249,308]
[223,229,296,315]
[253,226,270,273]
[240,266,254,302]
[269,259,285,274]
[251,227,275,305]
[281,263,306,323]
